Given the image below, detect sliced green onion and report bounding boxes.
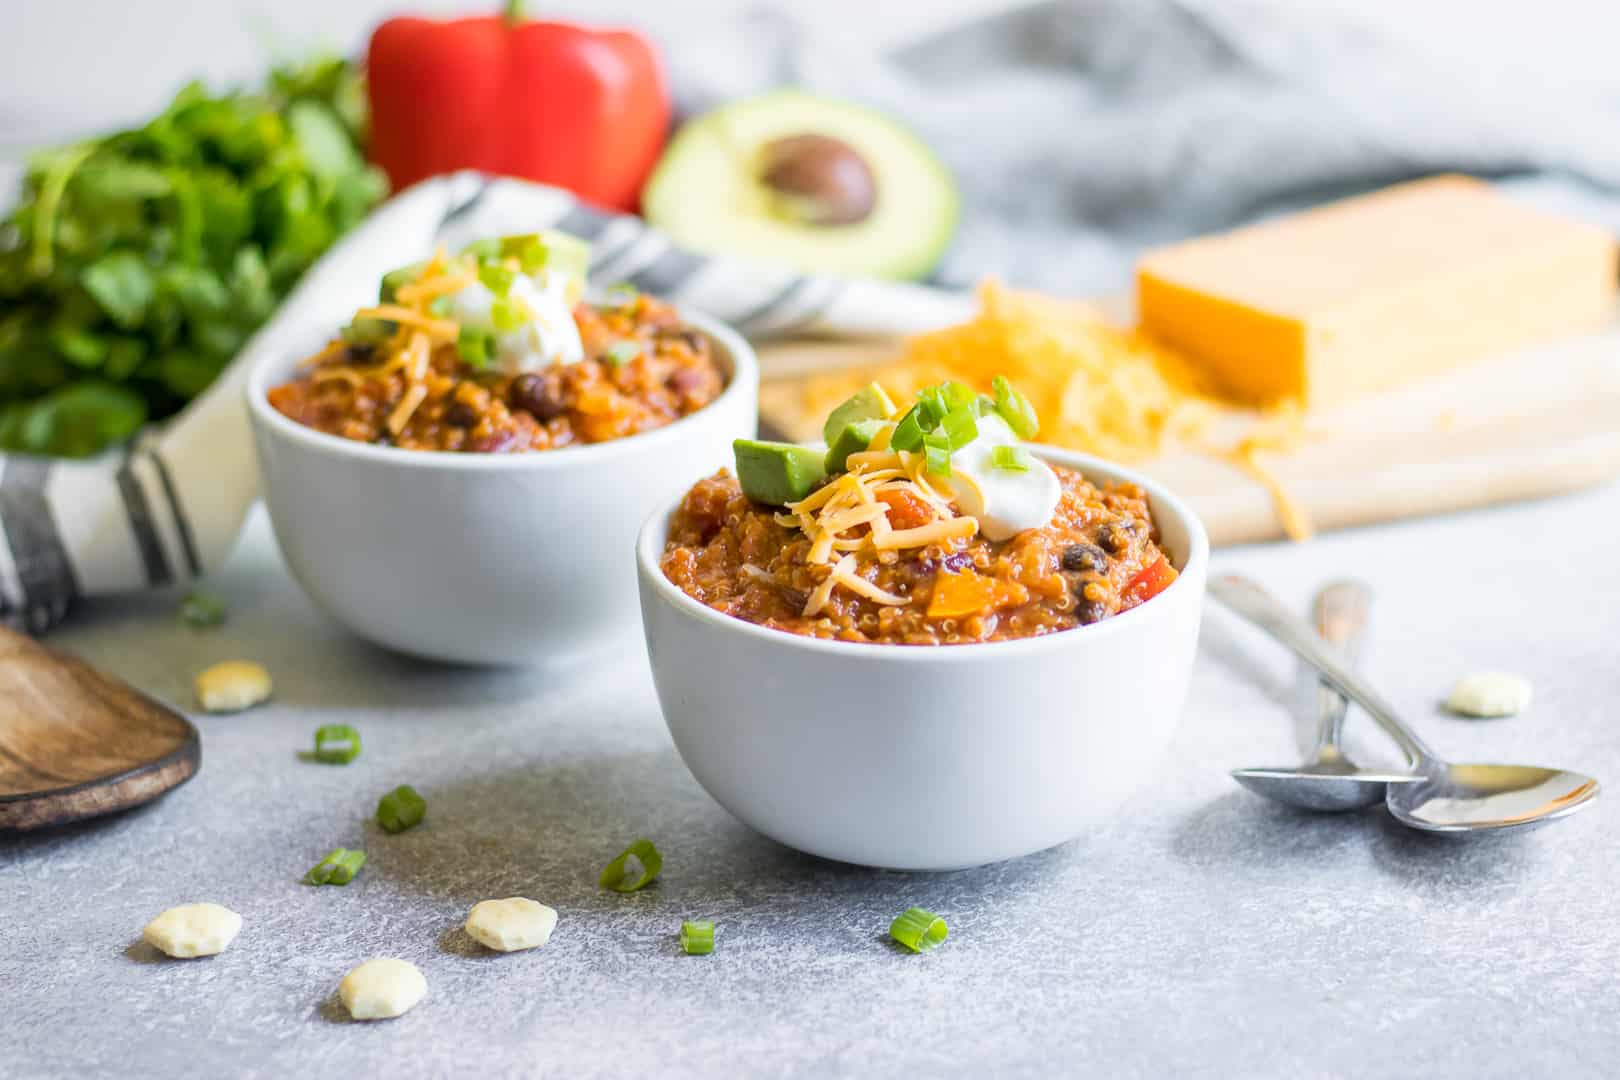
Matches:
[313,724,361,765]
[178,590,225,629]
[429,295,453,317]
[599,838,662,892]
[478,261,517,298]
[942,381,978,411]
[973,393,997,417]
[992,375,1039,440]
[889,907,948,953]
[604,341,641,367]
[889,405,926,452]
[490,296,524,332]
[941,405,978,450]
[304,847,366,886]
[915,386,949,429]
[991,445,1032,472]
[680,919,715,955]
[376,784,426,834]
[460,237,502,260]
[513,237,549,274]
[604,282,639,310]
[457,325,494,368]
[923,432,952,477]
[340,316,394,347]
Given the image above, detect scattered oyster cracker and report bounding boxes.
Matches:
[339,958,427,1020]
[142,903,243,958]
[194,660,272,714]
[1446,672,1532,718]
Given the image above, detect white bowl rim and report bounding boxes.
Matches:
[637,444,1210,662]
[245,305,757,472]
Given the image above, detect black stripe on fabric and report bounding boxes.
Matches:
[147,450,201,578]
[116,456,172,586]
[730,274,815,333]
[626,247,709,297]
[0,455,79,629]
[554,202,616,241]
[440,176,493,225]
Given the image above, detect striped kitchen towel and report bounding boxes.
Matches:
[1,172,972,633]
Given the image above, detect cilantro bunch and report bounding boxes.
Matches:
[0,57,387,457]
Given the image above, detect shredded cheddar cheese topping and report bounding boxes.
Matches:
[781,420,988,617]
[799,281,1315,540]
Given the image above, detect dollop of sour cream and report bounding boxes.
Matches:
[945,413,1061,541]
[443,269,584,374]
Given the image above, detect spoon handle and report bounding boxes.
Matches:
[1210,575,1437,768]
[1310,580,1369,757]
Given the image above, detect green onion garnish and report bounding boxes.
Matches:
[605,341,641,367]
[923,432,952,478]
[178,590,226,629]
[312,724,361,765]
[941,405,978,450]
[457,325,494,368]
[429,295,453,317]
[305,847,366,886]
[992,375,1039,440]
[680,919,715,955]
[889,405,926,452]
[916,385,949,429]
[599,838,662,892]
[461,238,502,260]
[942,381,978,411]
[376,785,426,834]
[991,445,1032,472]
[478,261,516,298]
[514,237,549,274]
[490,296,524,332]
[604,282,639,309]
[889,907,948,953]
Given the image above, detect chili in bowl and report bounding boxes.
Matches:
[636,379,1207,868]
[247,230,758,665]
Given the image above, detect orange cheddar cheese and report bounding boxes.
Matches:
[1136,175,1619,409]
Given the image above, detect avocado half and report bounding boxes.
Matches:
[643,90,959,282]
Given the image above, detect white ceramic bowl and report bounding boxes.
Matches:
[637,447,1208,870]
[248,309,758,665]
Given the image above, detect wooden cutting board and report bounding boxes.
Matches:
[757,324,1620,545]
[0,627,200,831]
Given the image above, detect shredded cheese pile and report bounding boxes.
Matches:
[304,248,471,436]
[776,424,981,617]
[799,281,1314,540]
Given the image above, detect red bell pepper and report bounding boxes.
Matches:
[366,2,669,211]
[1120,554,1177,611]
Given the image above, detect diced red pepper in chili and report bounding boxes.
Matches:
[1120,554,1177,611]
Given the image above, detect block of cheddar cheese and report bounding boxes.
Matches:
[1136,175,1618,409]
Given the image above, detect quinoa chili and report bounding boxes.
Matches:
[659,378,1179,645]
[266,236,725,453]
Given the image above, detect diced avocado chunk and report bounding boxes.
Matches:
[734,439,828,506]
[379,261,428,304]
[824,418,886,474]
[341,316,395,346]
[821,382,895,446]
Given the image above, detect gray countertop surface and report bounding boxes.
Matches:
[5,485,1620,1079]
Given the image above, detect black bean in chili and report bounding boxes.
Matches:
[508,371,566,421]
[1061,542,1109,573]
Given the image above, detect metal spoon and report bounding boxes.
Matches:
[1230,580,1419,811]
[1211,574,1600,834]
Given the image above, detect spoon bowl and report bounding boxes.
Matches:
[1388,764,1600,833]
[1232,762,1421,813]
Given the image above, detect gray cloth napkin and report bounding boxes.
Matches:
[9,0,1620,632]
[670,0,1620,294]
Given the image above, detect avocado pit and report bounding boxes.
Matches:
[758,133,877,227]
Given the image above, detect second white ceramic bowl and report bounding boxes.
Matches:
[248,309,758,665]
[637,447,1208,870]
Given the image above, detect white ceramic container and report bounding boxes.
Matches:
[248,309,758,665]
[637,448,1209,870]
